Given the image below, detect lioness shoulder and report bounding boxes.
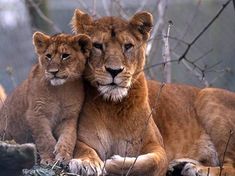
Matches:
[0,32,92,165]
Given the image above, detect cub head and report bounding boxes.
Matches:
[71,10,153,101]
[33,32,92,86]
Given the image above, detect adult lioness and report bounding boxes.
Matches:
[69,10,168,176]
[71,10,235,176]
[0,32,91,164]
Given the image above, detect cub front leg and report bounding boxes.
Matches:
[26,110,56,165]
[54,117,78,163]
[106,144,168,176]
[69,141,105,176]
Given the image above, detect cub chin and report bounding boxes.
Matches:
[0,32,91,165]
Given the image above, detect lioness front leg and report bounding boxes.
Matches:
[26,111,56,165]
[105,144,168,176]
[54,117,77,162]
[69,141,105,176]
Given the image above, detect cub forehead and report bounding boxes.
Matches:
[46,43,74,54]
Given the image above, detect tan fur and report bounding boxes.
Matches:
[0,32,92,164]
[0,85,6,107]
[70,10,168,176]
[71,10,235,176]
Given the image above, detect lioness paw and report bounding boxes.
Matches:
[167,159,204,176]
[69,158,105,176]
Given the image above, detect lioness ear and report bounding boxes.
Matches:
[71,9,94,34]
[73,34,92,57]
[129,11,153,40]
[33,32,50,54]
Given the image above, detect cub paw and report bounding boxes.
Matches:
[54,144,72,162]
[69,158,105,176]
[40,157,54,166]
[167,159,204,176]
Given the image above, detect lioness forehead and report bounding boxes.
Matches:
[89,17,137,43]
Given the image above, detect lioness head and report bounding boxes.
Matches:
[33,32,92,86]
[71,10,153,101]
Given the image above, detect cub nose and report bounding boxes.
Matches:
[48,68,59,76]
[105,67,124,78]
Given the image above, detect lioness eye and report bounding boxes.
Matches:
[61,53,70,60]
[93,42,103,50]
[45,54,52,60]
[124,43,134,52]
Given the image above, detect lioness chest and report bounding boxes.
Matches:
[78,93,149,160]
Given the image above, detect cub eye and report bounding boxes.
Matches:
[93,42,103,50]
[61,53,70,60]
[124,43,134,52]
[45,54,52,61]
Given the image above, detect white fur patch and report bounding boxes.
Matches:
[69,159,105,175]
[50,78,66,86]
[98,85,128,102]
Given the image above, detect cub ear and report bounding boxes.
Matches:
[129,11,153,40]
[73,34,92,57]
[33,32,50,54]
[71,9,94,34]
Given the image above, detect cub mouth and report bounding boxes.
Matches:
[50,77,67,86]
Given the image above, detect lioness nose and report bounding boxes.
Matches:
[48,68,59,76]
[105,67,124,78]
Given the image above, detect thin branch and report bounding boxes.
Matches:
[92,0,97,17]
[233,0,235,11]
[162,21,172,83]
[102,0,110,16]
[178,0,232,62]
[192,48,213,63]
[172,0,202,51]
[219,130,233,176]
[26,0,61,33]
[76,0,100,18]
[125,83,165,176]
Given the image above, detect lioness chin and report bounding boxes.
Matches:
[0,32,92,165]
[71,9,235,176]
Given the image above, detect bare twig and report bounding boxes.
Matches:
[92,0,97,17]
[207,167,210,176]
[162,21,172,83]
[102,0,110,16]
[178,0,232,62]
[6,66,17,88]
[172,0,202,51]
[26,0,61,33]
[233,0,235,11]
[76,0,100,18]
[146,0,167,56]
[125,83,165,176]
[121,140,129,176]
[219,130,233,176]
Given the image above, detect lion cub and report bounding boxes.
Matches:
[0,32,91,164]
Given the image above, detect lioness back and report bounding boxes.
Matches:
[0,32,92,165]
